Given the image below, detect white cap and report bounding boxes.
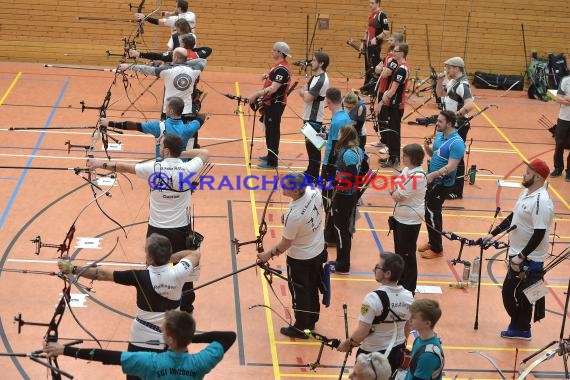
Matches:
[273,41,291,57]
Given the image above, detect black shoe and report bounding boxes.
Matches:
[566,171,570,182]
[446,192,463,200]
[550,169,562,177]
[280,326,309,339]
[379,157,400,168]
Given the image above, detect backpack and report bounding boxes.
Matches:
[548,53,569,89]
[527,53,550,101]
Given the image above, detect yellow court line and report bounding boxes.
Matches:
[0,72,23,105]
[476,103,570,211]
[235,82,281,379]
[330,277,569,288]
[265,222,570,239]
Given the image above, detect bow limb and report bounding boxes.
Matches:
[248,304,300,335]
[65,237,121,349]
[517,348,559,380]
[469,351,507,380]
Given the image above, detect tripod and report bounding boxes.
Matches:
[518,277,569,379]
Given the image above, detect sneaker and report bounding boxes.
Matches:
[371,141,386,148]
[256,161,277,169]
[421,249,444,259]
[446,192,463,200]
[280,326,309,339]
[378,147,389,154]
[258,155,269,161]
[550,169,562,177]
[500,329,532,341]
[417,242,431,252]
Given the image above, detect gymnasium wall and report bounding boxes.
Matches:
[0,0,568,81]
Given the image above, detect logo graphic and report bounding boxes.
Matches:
[147,172,171,190]
[173,73,192,91]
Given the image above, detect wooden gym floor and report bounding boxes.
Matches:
[0,62,569,379]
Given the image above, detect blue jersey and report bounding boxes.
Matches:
[335,147,364,194]
[142,118,201,158]
[121,342,224,380]
[428,130,465,187]
[323,110,351,165]
[405,335,444,380]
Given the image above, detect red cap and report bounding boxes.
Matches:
[525,158,550,179]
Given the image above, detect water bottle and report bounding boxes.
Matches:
[469,165,477,185]
[462,261,471,282]
[470,256,480,285]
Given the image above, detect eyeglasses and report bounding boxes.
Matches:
[393,49,402,52]
[374,265,387,272]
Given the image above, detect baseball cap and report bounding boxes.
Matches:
[525,158,550,179]
[444,56,465,68]
[273,41,291,57]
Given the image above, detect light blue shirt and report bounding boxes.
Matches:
[323,110,351,165]
[121,342,224,380]
[428,130,465,187]
[142,118,201,158]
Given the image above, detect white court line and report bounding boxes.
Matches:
[7,258,146,267]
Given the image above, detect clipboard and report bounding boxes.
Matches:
[300,122,326,150]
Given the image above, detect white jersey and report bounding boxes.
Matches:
[557,75,570,121]
[359,284,413,352]
[114,259,197,349]
[155,59,206,114]
[509,184,554,262]
[282,188,325,260]
[302,72,329,122]
[135,157,204,228]
[393,166,427,225]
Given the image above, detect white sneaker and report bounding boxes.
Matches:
[378,147,389,154]
[371,141,385,148]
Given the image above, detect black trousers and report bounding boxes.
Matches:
[333,192,357,272]
[263,103,286,166]
[393,220,421,294]
[322,165,336,243]
[424,183,450,253]
[304,121,323,179]
[286,249,327,330]
[377,103,390,145]
[502,266,544,331]
[449,122,470,197]
[386,107,404,160]
[364,44,381,86]
[126,342,166,380]
[359,134,367,151]
[356,343,405,373]
[146,224,195,313]
[553,118,570,172]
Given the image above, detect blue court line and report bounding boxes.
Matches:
[363,211,384,254]
[0,79,69,230]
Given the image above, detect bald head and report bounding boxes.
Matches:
[173,47,188,63]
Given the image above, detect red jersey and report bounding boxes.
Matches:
[378,52,396,95]
[263,60,292,105]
